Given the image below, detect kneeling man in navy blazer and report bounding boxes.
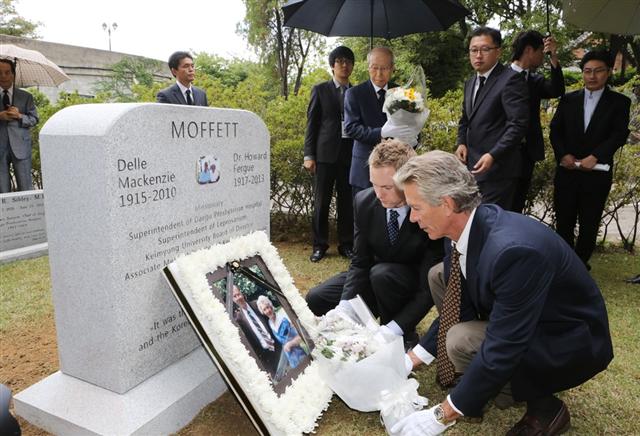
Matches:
[391,151,613,436]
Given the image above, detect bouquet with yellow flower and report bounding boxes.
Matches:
[381,66,430,147]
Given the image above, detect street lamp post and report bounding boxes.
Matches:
[102,22,118,51]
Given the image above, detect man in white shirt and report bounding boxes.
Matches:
[157,51,208,106]
[391,150,613,436]
[550,50,630,270]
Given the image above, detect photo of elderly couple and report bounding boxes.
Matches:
[206,256,312,394]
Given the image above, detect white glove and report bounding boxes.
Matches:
[381,122,416,141]
[390,406,455,436]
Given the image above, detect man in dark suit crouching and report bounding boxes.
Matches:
[392,150,613,435]
[306,139,443,349]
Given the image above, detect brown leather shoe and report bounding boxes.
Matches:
[506,401,570,436]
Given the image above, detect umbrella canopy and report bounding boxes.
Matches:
[562,0,640,35]
[0,44,70,87]
[282,0,470,40]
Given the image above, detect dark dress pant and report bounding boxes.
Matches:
[478,178,519,212]
[312,159,353,251]
[305,263,432,333]
[512,157,535,214]
[553,167,612,265]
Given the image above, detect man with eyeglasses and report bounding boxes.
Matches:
[303,46,356,263]
[550,50,630,270]
[509,31,565,213]
[456,27,529,211]
[344,46,414,196]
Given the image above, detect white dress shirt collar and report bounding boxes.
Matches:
[176,81,193,101]
[371,81,389,94]
[452,207,477,278]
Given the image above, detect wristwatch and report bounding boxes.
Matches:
[434,404,447,424]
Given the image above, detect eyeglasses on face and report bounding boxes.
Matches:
[468,47,498,55]
[582,67,609,75]
[334,58,353,66]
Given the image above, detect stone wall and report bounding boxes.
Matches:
[0,35,172,102]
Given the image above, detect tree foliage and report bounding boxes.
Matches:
[238,0,325,98]
[93,57,164,102]
[0,0,40,38]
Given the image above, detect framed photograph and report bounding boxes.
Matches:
[163,231,331,436]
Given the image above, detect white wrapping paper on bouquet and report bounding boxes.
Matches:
[382,66,430,148]
[380,378,429,435]
[312,296,429,427]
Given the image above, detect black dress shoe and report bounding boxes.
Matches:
[309,249,326,262]
[506,401,570,436]
[624,273,640,284]
[338,246,354,259]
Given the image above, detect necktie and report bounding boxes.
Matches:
[387,209,400,245]
[436,247,463,387]
[473,76,485,108]
[377,88,386,110]
[521,70,528,82]
[247,308,274,350]
[185,89,193,105]
[2,90,10,109]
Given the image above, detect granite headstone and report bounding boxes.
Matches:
[15,103,270,435]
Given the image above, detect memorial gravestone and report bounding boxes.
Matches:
[14,103,270,435]
[0,190,47,263]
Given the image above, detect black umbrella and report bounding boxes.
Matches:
[282,0,470,46]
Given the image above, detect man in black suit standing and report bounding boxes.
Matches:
[510,31,565,213]
[306,140,443,349]
[550,50,630,269]
[232,285,281,377]
[456,27,529,211]
[303,46,355,263]
[392,151,613,436]
[344,47,414,196]
[157,51,208,106]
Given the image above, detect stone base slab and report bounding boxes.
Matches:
[14,347,225,435]
[0,243,48,264]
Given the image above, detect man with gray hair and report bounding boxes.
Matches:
[391,151,613,435]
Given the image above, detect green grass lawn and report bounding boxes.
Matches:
[1,244,638,435]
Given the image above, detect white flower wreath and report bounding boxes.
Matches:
[165,231,332,436]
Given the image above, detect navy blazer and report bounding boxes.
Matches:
[344,80,395,189]
[447,205,613,416]
[156,83,208,106]
[550,86,630,165]
[457,63,529,182]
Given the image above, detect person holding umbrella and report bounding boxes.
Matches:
[0,58,38,193]
[509,31,565,213]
